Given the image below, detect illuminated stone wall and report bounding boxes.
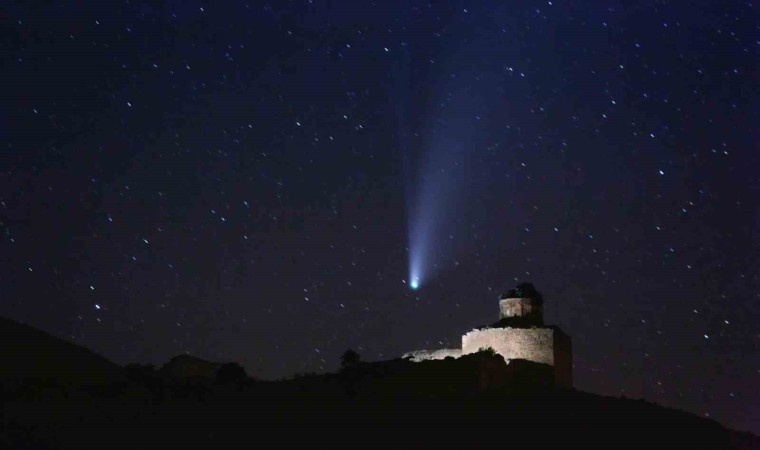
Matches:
[461,327,572,388]
[462,327,554,364]
[498,297,543,320]
[401,291,573,388]
[402,348,462,362]
[402,327,572,388]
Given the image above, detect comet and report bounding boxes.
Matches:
[399,45,499,293]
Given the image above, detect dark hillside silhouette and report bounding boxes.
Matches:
[0,316,123,384]
[0,316,757,449]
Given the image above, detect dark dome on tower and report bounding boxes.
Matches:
[500,282,544,305]
[494,282,545,327]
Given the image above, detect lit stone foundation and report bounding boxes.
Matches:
[403,348,462,362]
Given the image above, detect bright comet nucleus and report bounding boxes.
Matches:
[410,277,419,290]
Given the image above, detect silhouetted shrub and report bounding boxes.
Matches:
[215,363,247,384]
[478,347,497,356]
[340,349,361,369]
[125,364,157,384]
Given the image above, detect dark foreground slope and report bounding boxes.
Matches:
[1,318,757,450]
[0,317,123,384]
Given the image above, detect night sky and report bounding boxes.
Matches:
[2,0,758,434]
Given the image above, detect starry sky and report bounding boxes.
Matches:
[2,0,758,434]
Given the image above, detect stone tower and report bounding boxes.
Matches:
[498,282,545,326]
[403,282,573,388]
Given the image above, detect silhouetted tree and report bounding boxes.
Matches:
[340,349,361,369]
[215,362,247,384]
[125,364,156,384]
[478,347,497,356]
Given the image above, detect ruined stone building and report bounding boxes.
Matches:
[403,283,573,388]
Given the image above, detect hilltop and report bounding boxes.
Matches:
[1,316,757,449]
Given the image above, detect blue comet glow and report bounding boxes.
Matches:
[406,144,460,290]
[405,234,423,291]
[405,100,497,290]
[400,42,501,291]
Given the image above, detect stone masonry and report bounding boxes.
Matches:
[403,348,462,362]
[402,283,573,388]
